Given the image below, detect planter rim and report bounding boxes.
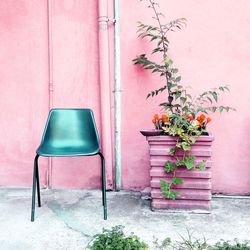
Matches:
[146,133,214,142]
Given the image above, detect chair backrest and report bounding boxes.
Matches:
[40,109,100,153]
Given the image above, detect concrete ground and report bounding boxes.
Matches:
[0,188,250,250]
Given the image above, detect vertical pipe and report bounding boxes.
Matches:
[114,0,121,191]
[98,0,114,189]
[47,0,53,188]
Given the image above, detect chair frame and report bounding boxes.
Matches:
[31,109,107,221]
[31,153,107,221]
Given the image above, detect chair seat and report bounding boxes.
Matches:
[37,143,100,157]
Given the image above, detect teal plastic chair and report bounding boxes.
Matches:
[31,108,107,221]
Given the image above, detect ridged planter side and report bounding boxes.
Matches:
[147,135,214,210]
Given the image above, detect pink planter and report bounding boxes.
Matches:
[147,135,214,210]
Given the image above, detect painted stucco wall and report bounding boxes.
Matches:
[0,0,49,186]
[48,0,103,188]
[0,0,249,195]
[0,0,106,189]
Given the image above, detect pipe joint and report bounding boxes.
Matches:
[98,16,116,30]
[49,83,54,91]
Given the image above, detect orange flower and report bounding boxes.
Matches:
[200,114,206,122]
[154,114,159,120]
[189,115,194,121]
[152,118,156,124]
[207,117,212,123]
[161,114,169,122]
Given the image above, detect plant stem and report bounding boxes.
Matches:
[149,0,167,59]
[148,0,173,109]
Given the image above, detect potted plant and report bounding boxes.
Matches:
[133,0,235,210]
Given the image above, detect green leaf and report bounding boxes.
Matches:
[172,177,183,185]
[152,68,159,73]
[145,65,155,70]
[160,180,171,197]
[152,47,162,54]
[182,155,195,169]
[169,148,176,156]
[168,59,173,65]
[175,91,182,100]
[185,160,195,169]
[182,106,189,113]
[197,164,205,171]
[175,159,183,166]
[206,96,213,103]
[168,96,174,104]
[165,160,175,173]
[180,97,187,104]
[181,142,191,151]
[159,102,168,107]
[150,36,158,42]
[167,190,179,200]
[190,137,197,144]
[171,68,178,74]
[176,127,184,135]
[160,179,170,189]
[211,107,217,112]
[175,76,181,82]
[211,91,218,102]
[169,83,177,89]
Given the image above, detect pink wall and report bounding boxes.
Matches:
[0,0,249,195]
[49,0,104,188]
[0,0,112,189]
[0,0,49,186]
[120,0,250,195]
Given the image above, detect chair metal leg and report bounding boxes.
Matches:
[99,152,107,220]
[31,154,39,221]
[35,155,41,207]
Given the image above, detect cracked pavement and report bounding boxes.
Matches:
[0,188,249,249]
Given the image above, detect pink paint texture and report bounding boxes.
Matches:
[0,0,249,196]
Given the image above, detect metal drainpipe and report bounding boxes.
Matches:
[114,0,121,191]
[98,0,114,189]
[47,0,53,189]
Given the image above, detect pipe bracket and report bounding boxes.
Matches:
[98,16,116,29]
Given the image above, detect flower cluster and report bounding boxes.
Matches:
[152,113,211,132]
[194,114,211,129]
[152,114,169,129]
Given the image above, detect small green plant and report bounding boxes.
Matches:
[87,225,148,250]
[133,0,235,199]
[154,232,250,250]
[154,230,211,250]
[213,240,250,250]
